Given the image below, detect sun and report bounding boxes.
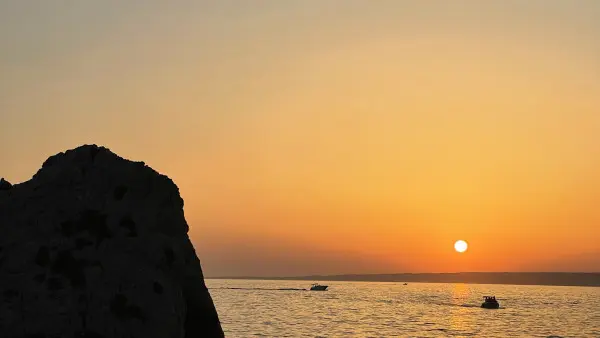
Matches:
[454,240,468,253]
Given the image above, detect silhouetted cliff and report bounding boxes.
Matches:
[0,145,223,337]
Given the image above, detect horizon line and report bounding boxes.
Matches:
[208,271,600,279]
[205,271,600,287]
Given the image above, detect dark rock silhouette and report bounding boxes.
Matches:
[0,178,12,191]
[0,145,224,337]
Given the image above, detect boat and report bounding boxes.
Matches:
[309,283,328,291]
[403,283,408,285]
[481,296,500,309]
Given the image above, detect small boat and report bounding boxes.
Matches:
[310,283,328,291]
[481,296,500,309]
[403,283,408,285]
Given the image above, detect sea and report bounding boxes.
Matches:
[206,279,600,337]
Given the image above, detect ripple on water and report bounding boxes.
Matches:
[207,280,600,337]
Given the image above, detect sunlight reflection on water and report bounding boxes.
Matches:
[207,279,600,337]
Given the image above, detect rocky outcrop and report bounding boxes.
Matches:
[0,178,12,191]
[0,145,223,338]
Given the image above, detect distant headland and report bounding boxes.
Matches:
[209,272,600,287]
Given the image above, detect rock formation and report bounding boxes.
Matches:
[0,178,12,191]
[0,145,224,338]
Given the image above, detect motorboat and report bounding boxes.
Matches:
[309,283,328,291]
[481,296,500,309]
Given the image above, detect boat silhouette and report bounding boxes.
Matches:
[309,283,328,291]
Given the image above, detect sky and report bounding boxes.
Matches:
[1,0,600,276]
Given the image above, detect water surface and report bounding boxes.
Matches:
[207,279,600,337]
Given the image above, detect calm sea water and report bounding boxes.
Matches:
[207,279,600,337]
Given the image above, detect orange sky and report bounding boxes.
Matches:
[1,1,600,276]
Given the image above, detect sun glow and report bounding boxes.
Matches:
[454,240,468,253]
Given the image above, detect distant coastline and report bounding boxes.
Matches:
[208,272,600,287]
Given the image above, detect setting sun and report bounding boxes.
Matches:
[454,240,468,253]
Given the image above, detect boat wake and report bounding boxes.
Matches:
[209,287,307,291]
[437,302,490,308]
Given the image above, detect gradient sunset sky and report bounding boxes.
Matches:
[2,1,599,276]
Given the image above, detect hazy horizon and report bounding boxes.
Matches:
[2,1,600,276]
[208,270,600,278]
[207,271,600,288]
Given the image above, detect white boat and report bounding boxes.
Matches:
[309,283,328,291]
